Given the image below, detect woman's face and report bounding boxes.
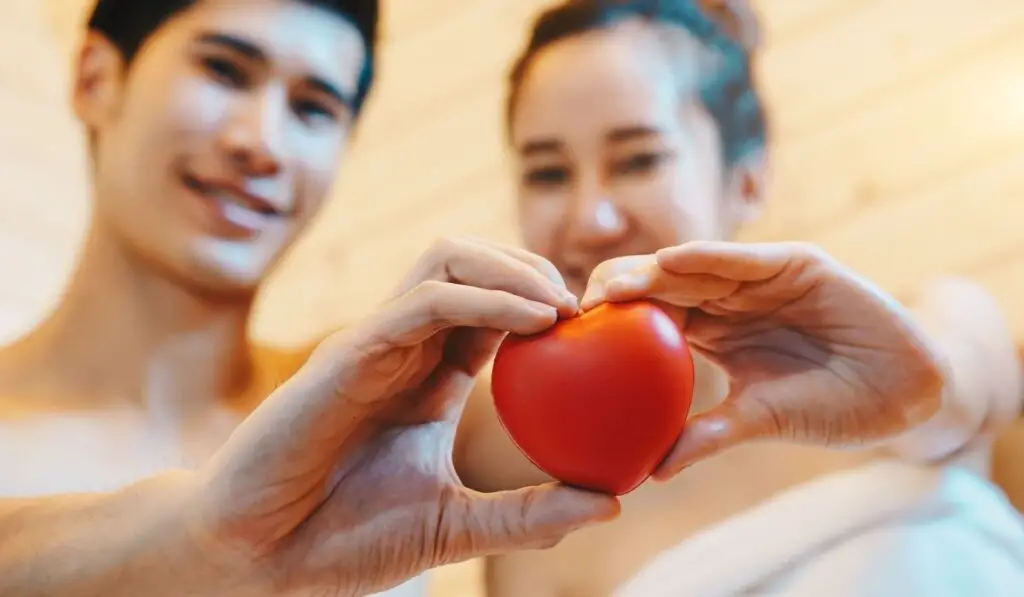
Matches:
[509,20,761,296]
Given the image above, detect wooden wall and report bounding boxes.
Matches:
[4,0,1023,594]
[19,0,1024,345]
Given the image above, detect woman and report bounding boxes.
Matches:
[455,1,1024,595]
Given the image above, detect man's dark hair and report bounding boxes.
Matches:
[86,0,380,112]
[506,0,766,167]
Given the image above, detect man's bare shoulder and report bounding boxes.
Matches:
[0,345,57,418]
[251,343,317,393]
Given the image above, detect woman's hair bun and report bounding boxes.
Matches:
[697,0,761,50]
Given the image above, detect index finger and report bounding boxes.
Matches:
[372,281,560,348]
[395,238,577,316]
[467,236,569,292]
[655,241,830,281]
[593,266,740,311]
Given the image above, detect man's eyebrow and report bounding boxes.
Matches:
[196,32,266,62]
[195,31,357,110]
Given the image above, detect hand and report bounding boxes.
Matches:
[581,241,946,477]
[188,237,617,596]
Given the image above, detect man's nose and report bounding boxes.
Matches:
[217,87,287,177]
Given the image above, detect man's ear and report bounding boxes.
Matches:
[724,148,769,226]
[71,31,126,129]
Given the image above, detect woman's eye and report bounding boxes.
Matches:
[524,167,570,187]
[614,152,667,176]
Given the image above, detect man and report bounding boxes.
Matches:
[0,1,421,594]
[0,0,365,469]
[0,1,632,594]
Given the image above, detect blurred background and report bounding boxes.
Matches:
[1,0,1022,594]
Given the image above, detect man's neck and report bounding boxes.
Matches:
[3,224,260,418]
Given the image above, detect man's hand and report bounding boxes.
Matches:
[188,237,618,596]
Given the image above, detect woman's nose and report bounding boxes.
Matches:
[564,191,628,249]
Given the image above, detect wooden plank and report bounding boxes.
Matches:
[754,0,864,39]
[972,257,1024,342]
[757,37,1024,240]
[352,1,541,148]
[339,163,514,268]
[382,0,476,39]
[427,561,484,597]
[761,144,1024,300]
[330,83,507,231]
[255,162,516,330]
[759,0,1024,137]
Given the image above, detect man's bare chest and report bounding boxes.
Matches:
[0,409,435,597]
[0,409,239,497]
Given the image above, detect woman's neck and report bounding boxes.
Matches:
[1,223,260,417]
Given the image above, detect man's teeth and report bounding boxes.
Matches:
[212,191,254,210]
[221,200,269,229]
[209,191,271,228]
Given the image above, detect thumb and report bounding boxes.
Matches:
[652,400,767,480]
[463,484,620,554]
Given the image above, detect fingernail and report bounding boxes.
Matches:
[580,287,605,310]
[655,246,681,259]
[574,496,621,524]
[530,303,558,318]
[560,290,580,312]
[607,271,649,294]
[651,465,683,482]
[597,504,621,522]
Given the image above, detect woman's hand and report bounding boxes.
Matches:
[581,241,946,478]
[188,237,618,596]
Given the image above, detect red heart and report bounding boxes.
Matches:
[491,301,694,495]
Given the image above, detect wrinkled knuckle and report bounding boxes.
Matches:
[411,278,446,296]
[588,259,617,283]
[524,249,556,271]
[788,241,829,264]
[485,493,535,549]
[498,508,533,549]
[684,239,714,253]
[408,280,448,317]
[430,235,467,259]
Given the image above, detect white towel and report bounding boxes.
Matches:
[615,460,1024,597]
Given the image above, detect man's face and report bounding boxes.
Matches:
[75,0,366,296]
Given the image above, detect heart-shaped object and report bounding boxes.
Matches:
[491,301,695,495]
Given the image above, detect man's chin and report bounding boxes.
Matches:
[165,249,267,303]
